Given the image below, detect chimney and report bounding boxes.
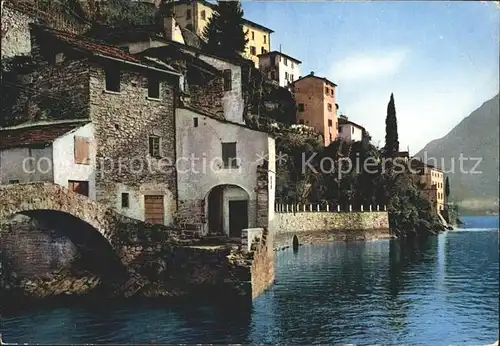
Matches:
[163,15,176,41]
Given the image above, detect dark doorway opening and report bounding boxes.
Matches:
[229,200,248,237]
[208,186,224,234]
[68,180,89,197]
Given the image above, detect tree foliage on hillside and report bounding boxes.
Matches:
[202,1,248,59]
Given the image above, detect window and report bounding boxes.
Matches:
[291,62,294,68]
[298,103,304,112]
[291,74,294,81]
[339,126,343,133]
[186,23,193,31]
[283,58,288,66]
[105,68,120,92]
[270,70,276,79]
[327,103,332,111]
[194,117,198,127]
[149,136,161,158]
[299,119,304,125]
[186,9,191,20]
[352,127,355,134]
[263,34,267,44]
[331,88,334,96]
[68,180,89,197]
[250,46,256,55]
[148,77,160,99]
[201,10,206,20]
[251,31,255,40]
[325,86,329,95]
[285,71,288,80]
[8,179,19,184]
[54,52,64,64]
[261,47,266,54]
[121,193,130,208]
[328,119,333,127]
[329,134,333,142]
[222,142,237,168]
[74,136,90,164]
[223,69,232,91]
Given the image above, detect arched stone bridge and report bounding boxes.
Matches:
[0,182,195,270]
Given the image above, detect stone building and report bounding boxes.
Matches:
[4,24,181,225]
[291,72,339,147]
[163,0,274,67]
[258,51,301,88]
[0,120,96,198]
[338,115,365,142]
[89,19,275,236]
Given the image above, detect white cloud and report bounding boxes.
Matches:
[330,48,409,83]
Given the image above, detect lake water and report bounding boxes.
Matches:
[1,216,498,344]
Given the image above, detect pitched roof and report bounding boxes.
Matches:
[338,117,365,131]
[291,73,337,87]
[257,51,302,64]
[0,121,90,150]
[32,24,179,75]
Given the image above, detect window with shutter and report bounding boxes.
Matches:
[149,136,161,157]
[74,136,90,165]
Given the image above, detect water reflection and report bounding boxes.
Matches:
[1,226,498,345]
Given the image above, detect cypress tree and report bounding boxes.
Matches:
[445,176,450,199]
[202,0,248,58]
[384,93,399,157]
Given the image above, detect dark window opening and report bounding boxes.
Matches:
[298,119,304,125]
[325,86,329,95]
[186,9,191,19]
[121,193,130,208]
[222,142,237,168]
[194,117,199,127]
[148,77,160,99]
[105,68,120,92]
[327,103,333,111]
[223,69,232,91]
[298,103,304,112]
[149,136,161,158]
[250,46,256,55]
[328,119,333,127]
[201,10,206,20]
[186,23,193,31]
[8,179,19,184]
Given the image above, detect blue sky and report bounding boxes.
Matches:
[241,1,499,152]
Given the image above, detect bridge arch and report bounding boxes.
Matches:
[0,183,118,245]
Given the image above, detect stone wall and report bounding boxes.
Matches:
[89,64,178,223]
[249,228,274,299]
[1,5,33,59]
[272,211,391,249]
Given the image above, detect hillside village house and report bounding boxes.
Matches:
[410,160,445,213]
[164,0,273,67]
[1,21,275,237]
[0,120,96,199]
[292,72,339,147]
[3,23,181,225]
[258,51,301,88]
[337,115,364,142]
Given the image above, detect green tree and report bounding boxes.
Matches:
[202,1,248,58]
[384,93,399,157]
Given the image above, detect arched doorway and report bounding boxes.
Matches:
[206,184,250,237]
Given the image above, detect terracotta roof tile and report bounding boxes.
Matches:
[0,121,89,150]
[35,24,141,63]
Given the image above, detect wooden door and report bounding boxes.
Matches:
[229,200,248,237]
[68,180,89,197]
[144,195,164,225]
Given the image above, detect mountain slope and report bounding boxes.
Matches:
[416,94,499,213]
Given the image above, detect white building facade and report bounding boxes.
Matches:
[337,116,364,142]
[0,120,96,199]
[258,51,301,88]
[175,107,275,237]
